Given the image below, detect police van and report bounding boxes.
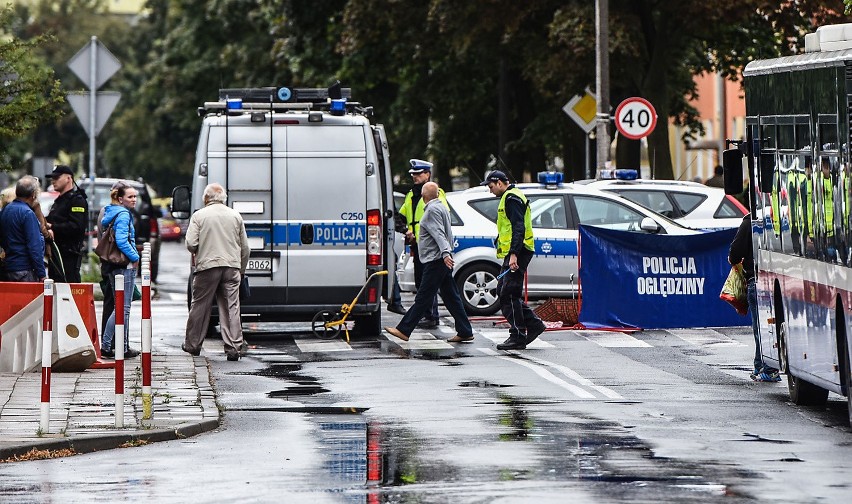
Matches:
[171,84,397,335]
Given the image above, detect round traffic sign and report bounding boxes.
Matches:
[614,97,657,140]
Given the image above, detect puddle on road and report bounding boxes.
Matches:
[296,394,755,503]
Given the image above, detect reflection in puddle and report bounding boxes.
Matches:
[307,397,753,503]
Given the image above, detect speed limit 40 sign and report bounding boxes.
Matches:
[615,97,657,140]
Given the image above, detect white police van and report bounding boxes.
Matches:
[171,84,397,335]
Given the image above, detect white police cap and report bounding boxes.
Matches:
[408,159,433,174]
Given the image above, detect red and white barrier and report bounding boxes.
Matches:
[141,248,153,420]
[0,283,45,373]
[114,274,125,428]
[52,283,96,371]
[40,280,53,433]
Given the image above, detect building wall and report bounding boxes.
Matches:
[670,72,746,182]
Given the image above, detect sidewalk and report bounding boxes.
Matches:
[0,348,219,461]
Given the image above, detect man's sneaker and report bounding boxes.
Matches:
[496,337,526,351]
[525,321,546,345]
[752,371,782,382]
[416,319,439,330]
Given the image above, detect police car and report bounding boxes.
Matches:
[579,170,747,230]
[398,172,700,315]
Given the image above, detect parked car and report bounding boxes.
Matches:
[77,178,161,282]
[578,174,747,230]
[158,208,184,242]
[399,173,700,315]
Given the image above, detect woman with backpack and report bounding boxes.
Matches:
[100,181,141,358]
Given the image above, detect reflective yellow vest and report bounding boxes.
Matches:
[496,187,534,259]
[822,175,834,237]
[400,187,448,241]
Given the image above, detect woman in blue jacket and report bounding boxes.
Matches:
[100,182,141,358]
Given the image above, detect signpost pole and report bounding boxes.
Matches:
[595,0,611,176]
[88,37,97,252]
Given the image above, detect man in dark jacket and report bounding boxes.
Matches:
[729,214,780,382]
[0,176,46,282]
[46,165,89,283]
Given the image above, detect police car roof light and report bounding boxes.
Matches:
[537,171,563,188]
[330,98,347,116]
[599,168,639,180]
[226,98,243,110]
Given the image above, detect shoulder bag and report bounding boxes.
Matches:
[94,219,130,267]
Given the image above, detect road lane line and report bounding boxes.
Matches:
[669,329,745,347]
[294,339,353,352]
[478,330,555,348]
[384,332,455,350]
[576,331,652,348]
[522,354,623,399]
[479,348,596,399]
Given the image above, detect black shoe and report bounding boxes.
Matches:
[416,319,439,329]
[387,303,406,315]
[239,342,248,357]
[182,343,201,356]
[525,321,547,345]
[226,352,240,361]
[125,348,141,359]
[101,348,114,359]
[496,337,526,351]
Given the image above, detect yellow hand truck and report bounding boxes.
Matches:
[311,270,388,342]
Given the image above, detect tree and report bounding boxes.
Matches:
[0,6,64,169]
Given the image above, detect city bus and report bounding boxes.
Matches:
[723,24,852,426]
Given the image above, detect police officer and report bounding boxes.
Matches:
[399,159,448,329]
[46,165,88,283]
[481,170,545,350]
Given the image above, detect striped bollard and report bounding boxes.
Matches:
[141,257,153,420]
[115,274,125,428]
[40,279,54,433]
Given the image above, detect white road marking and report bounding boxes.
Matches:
[669,329,746,347]
[479,348,597,399]
[294,339,352,352]
[478,330,555,348]
[575,330,652,348]
[522,354,623,399]
[385,331,455,350]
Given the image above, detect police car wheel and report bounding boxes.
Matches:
[456,263,501,316]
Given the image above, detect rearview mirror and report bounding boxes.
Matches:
[171,185,191,219]
[722,148,744,195]
[640,217,660,233]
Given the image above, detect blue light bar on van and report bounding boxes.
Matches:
[226,98,243,110]
[330,98,347,116]
[537,171,563,188]
[599,168,638,180]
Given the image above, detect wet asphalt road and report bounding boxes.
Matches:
[1,241,851,503]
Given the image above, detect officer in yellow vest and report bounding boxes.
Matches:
[481,170,545,350]
[819,158,836,262]
[399,159,448,328]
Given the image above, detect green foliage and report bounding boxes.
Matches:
[0,6,64,168]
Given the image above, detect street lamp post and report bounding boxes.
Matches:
[595,0,611,175]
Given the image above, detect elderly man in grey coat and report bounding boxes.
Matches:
[385,181,474,343]
[182,183,250,361]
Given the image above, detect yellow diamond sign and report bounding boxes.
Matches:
[563,88,598,134]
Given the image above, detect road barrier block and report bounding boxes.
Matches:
[52,283,96,372]
[0,282,44,373]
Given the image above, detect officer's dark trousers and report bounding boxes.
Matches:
[48,246,83,283]
[497,248,539,339]
[411,243,440,322]
[396,259,472,337]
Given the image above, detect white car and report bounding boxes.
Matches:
[580,176,747,230]
[399,175,700,315]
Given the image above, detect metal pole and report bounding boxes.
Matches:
[595,0,611,175]
[40,280,54,433]
[585,133,591,179]
[115,274,125,428]
[88,36,98,253]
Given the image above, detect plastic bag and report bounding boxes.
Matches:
[720,263,748,316]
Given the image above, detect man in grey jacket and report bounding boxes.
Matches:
[385,182,474,343]
[182,183,250,361]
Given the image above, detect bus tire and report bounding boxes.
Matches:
[354,307,382,338]
[839,330,852,428]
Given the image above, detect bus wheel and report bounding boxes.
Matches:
[841,336,852,428]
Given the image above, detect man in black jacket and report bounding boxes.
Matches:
[46,165,88,283]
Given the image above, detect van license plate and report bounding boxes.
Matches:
[247,259,271,271]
